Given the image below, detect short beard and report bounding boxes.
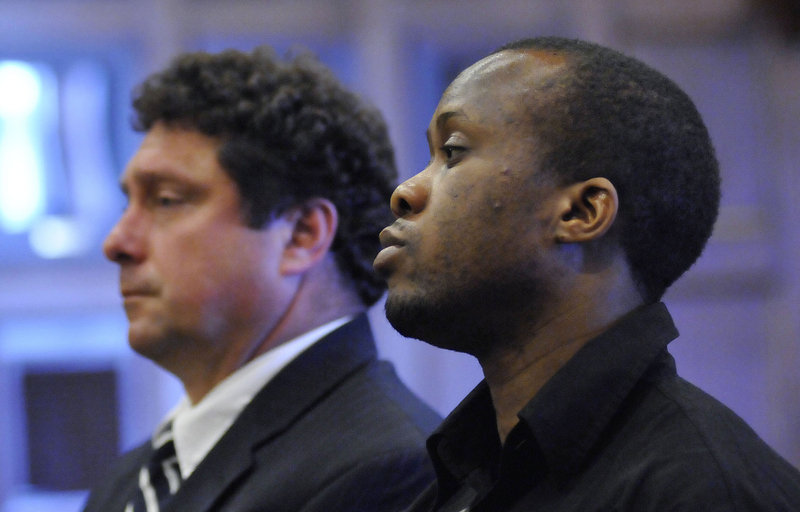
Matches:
[384,272,552,360]
[385,289,479,354]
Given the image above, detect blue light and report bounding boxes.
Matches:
[29,216,85,259]
[0,61,46,234]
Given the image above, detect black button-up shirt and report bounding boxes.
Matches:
[407,303,800,511]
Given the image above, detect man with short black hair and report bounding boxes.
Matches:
[375,37,800,511]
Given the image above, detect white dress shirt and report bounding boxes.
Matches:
[156,316,353,478]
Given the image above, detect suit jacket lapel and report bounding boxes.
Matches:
[165,314,377,512]
[83,442,151,512]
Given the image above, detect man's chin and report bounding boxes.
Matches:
[384,292,421,338]
[384,293,474,354]
[127,326,170,361]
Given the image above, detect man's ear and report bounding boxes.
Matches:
[279,198,338,275]
[554,177,618,243]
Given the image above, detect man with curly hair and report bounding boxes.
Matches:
[83,46,439,512]
[375,37,800,510]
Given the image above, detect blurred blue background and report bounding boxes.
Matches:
[0,0,798,510]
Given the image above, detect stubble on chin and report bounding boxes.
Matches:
[384,291,427,341]
[384,267,554,360]
[384,289,484,356]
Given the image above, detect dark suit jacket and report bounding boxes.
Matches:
[82,315,440,512]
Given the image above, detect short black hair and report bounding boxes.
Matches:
[494,37,721,303]
[132,46,397,306]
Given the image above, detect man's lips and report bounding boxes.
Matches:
[374,228,406,274]
[378,228,405,250]
[120,286,156,299]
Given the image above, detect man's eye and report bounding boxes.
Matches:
[441,145,465,163]
[156,195,182,207]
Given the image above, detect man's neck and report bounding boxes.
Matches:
[186,305,364,403]
[480,276,643,443]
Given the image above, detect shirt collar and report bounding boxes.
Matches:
[159,315,353,478]
[428,302,679,488]
[521,302,678,477]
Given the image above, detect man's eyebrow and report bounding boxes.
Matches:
[118,168,189,195]
[436,110,467,130]
[426,109,468,142]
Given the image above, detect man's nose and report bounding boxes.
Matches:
[390,171,430,218]
[102,208,145,264]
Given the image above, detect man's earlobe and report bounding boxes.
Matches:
[555,177,618,243]
[280,198,339,275]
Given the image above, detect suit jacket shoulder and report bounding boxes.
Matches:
[84,315,440,512]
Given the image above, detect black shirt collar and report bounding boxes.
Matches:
[428,302,680,496]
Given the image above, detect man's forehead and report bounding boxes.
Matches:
[445,49,567,99]
[433,50,567,131]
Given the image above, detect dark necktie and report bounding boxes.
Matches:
[125,422,183,512]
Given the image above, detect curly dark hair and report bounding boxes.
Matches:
[131,46,397,306]
[493,37,721,303]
